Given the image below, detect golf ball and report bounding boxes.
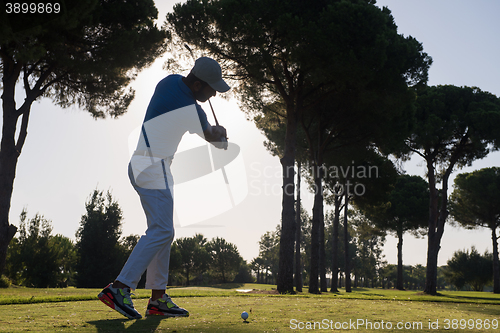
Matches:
[241,311,249,320]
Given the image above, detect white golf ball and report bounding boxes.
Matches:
[241,311,249,320]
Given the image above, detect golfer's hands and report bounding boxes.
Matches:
[205,125,228,149]
[212,125,227,140]
[212,125,228,150]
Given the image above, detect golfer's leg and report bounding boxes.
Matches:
[145,167,174,293]
[145,239,172,291]
[116,185,174,290]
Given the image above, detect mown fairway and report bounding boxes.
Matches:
[1,284,499,332]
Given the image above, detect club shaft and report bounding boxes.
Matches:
[208,99,219,126]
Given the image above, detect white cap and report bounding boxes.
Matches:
[191,57,230,93]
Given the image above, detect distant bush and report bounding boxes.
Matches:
[444,246,493,291]
[233,261,255,283]
[0,275,11,288]
[6,209,77,288]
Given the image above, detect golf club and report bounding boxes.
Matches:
[208,99,219,126]
[184,44,234,206]
[184,44,220,123]
[184,43,227,149]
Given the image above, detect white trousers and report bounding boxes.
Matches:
[116,158,174,290]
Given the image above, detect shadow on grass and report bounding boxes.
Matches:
[206,283,245,289]
[166,283,246,290]
[438,302,500,316]
[412,291,500,303]
[87,317,163,332]
[442,294,500,303]
[345,288,387,298]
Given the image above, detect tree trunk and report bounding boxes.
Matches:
[309,166,323,293]
[344,191,351,292]
[424,157,441,295]
[424,146,461,294]
[277,106,297,294]
[318,177,326,292]
[491,227,500,293]
[396,226,404,290]
[330,191,341,292]
[294,162,303,292]
[424,237,439,294]
[0,167,18,276]
[0,69,24,276]
[320,220,327,291]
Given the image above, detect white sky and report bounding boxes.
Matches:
[7,0,500,269]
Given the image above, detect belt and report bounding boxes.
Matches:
[132,150,172,162]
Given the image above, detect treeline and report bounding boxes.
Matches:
[3,189,253,288]
[250,209,430,290]
[251,202,498,292]
[170,233,253,286]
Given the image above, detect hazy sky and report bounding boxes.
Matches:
[8,0,500,269]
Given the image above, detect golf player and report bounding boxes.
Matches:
[98,57,230,319]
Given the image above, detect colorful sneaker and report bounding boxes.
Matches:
[98,283,142,319]
[145,294,189,317]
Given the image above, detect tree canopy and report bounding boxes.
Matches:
[450,167,500,230]
[0,0,167,118]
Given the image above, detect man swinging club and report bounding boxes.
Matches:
[98,57,230,319]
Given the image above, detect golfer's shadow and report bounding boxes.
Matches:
[87,316,163,332]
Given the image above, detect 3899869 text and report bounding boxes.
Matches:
[443,319,498,330]
[5,2,61,14]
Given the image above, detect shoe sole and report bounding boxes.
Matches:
[98,291,142,320]
[146,309,189,317]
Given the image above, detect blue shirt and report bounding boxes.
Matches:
[144,74,209,129]
[136,75,210,158]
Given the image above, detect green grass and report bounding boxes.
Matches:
[3,284,499,305]
[0,283,274,305]
[1,284,500,332]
